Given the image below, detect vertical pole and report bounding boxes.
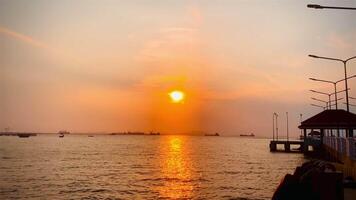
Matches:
[334,83,338,109]
[272,113,275,141]
[276,114,279,141]
[286,112,289,142]
[336,85,340,134]
[328,95,331,109]
[300,114,303,139]
[303,129,307,139]
[350,129,354,138]
[303,129,307,153]
[344,61,349,112]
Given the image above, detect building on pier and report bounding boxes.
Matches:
[299,109,356,178]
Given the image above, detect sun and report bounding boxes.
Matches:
[169,90,185,103]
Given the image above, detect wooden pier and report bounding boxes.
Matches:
[269,140,304,153]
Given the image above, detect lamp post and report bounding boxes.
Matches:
[286,112,289,142]
[300,114,303,139]
[310,89,350,110]
[310,90,331,109]
[343,102,356,107]
[274,113,279,141]
[307,4,356,10]
[309,75,356,109]
[272,113,275,141]
[309,55,356,112]
[310,103,326,110]
[311,97,329,109]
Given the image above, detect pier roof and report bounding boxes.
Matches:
[299,110,356,129]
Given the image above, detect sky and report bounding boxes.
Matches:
[0,0,355,136]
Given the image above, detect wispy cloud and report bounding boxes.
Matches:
[0,26,50,50]
[324,31,356,53]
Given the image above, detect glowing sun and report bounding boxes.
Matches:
[169,90,185,103]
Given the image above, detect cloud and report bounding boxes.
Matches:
[0,25,85,66]
[0,26,50,50]
[134,26,203,68]
[186,4,203,26]
[325,31,356,53]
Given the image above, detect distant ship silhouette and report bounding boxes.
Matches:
[205,133,220,136]
[58,130,69,138]
[58,130,70,134]
[240,133,255,137]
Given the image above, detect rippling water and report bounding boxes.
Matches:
[0,135,306,199]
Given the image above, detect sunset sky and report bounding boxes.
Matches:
[1,0,355,136]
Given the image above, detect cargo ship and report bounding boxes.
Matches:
[205,133,220,136]
[240,133,255,137]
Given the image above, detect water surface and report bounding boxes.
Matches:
[0,135,306,199]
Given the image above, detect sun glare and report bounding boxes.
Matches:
[169,90,185,103]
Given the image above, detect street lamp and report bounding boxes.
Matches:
[310,89,349,109]
[328,97,344,108]
[300,114,303,139]
[310,90,332,109]
[309,55,356,112]
[310,103,326,110]
[272,113,275,141]
[307,4,356,10]
[309,75,356,109]
[274,113,279,141]
[286,112,289,142]
[311,97,329,109]
[343,102,356,107]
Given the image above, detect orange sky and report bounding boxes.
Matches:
[1,0,355,136]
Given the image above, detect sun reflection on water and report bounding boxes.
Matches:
[157,136,194,199]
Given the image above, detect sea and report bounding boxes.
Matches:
[0,135,306,200]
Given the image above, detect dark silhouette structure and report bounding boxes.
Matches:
[299,110,356,134]
[307,4,356,10]
[299,110,356,179]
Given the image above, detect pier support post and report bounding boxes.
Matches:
[349,129,353,137]
[303,129,308,153]
[285,143,290,152]
[270,141,277,152]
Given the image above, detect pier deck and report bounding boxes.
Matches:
[269,140,304,152]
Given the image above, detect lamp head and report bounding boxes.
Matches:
[307,4,323,9]
[309,54,319,58]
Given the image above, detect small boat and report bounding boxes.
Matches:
[58,130,69,138]
[17,133,37,138]
[58,130,70,134]
[18,133,33,138]
[126,132,145,135]
[205,133,220,136]
[88,135,94,137]
[240,133,255,137]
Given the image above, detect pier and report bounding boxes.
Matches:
[270,110,356,178]
[269,140,304,152]
[0,132,37,137]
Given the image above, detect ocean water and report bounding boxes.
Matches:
[0,135,306,200]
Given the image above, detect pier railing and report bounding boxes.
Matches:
[323,136,356,160]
